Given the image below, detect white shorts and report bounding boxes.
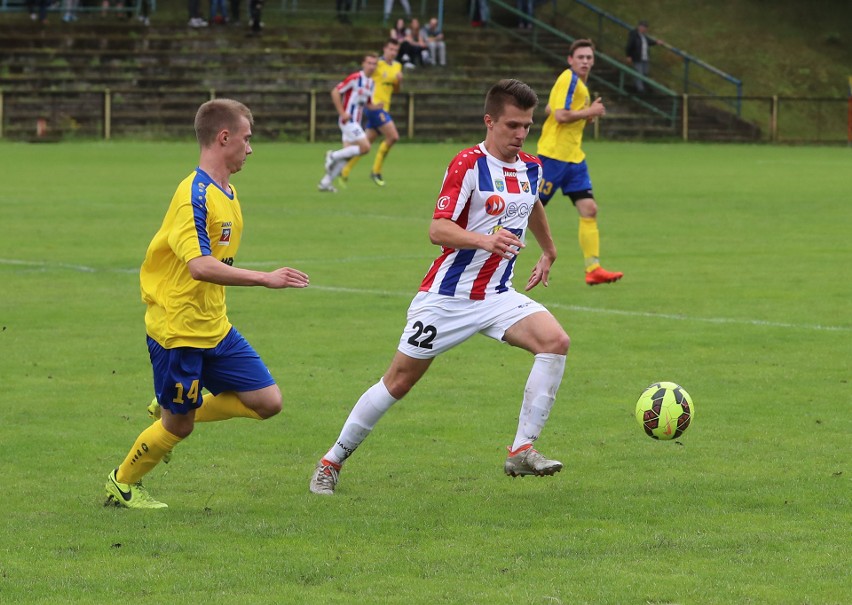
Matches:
[340,121,366,144]
[397,290,549,359]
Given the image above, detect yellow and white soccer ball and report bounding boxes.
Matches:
[635,382,694,440]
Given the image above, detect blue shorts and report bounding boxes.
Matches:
[538,156,594,205]
[147,327,276,415]
[364,108,393,131]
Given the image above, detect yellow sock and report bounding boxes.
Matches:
[372,141,391,175]
[579,217,601,272]
[341,155,360,179]
[195,392,262,422]
[116,420,183,485]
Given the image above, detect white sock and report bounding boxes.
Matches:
[331,145,360,162]
[325,378,398,464]
[511,353,566,452]
[329,147,360,179]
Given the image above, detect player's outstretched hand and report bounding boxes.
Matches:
[485,229,524,260]
[266,267,310,289]
[525,254,553,291]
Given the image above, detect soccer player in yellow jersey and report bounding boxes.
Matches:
[340,39,404,187]
[104,99,310,509]
[537,39,623,286]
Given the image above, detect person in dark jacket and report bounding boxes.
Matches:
[625,20,663,93]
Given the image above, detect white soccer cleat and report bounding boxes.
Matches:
[309,459,340,495]
[504,445,563,477]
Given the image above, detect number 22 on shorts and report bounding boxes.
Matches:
[407,321,437,350]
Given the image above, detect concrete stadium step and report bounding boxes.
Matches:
[0,16,755,141]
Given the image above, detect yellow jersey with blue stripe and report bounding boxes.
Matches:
[140,168,243,349]
[372,57,402,111]
[537,69,590,164]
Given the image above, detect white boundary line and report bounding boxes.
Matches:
[3,258,850,333]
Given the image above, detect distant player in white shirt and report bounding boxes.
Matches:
[319,53,378,192]
[310,79,572,495]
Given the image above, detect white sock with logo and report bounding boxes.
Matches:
[511,353,566,452]
[325,379,398,464]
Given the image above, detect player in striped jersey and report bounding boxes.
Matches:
[311,79,571,495]
[319,54,379,192]
[537,39,623,285]
[339,39,404,188]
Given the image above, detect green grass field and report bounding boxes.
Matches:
[0,139,849,604]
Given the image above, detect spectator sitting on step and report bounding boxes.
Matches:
[424,17,447,67]
[390,17,407,41]
[405,18,431,66]
[391,18,417,68]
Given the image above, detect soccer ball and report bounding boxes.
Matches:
[635,382,694,440]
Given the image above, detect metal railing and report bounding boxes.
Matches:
[483,0,680,126]
[567,0,743,115]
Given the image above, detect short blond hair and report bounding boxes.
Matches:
[194,99,254,147]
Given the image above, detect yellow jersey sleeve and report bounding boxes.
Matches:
[140,169,243,349]
[536,69,590,164]
[372,58,402,111]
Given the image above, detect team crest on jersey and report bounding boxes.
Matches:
[521,181,530,193]
[219,222,232,246]
[494,179,504,192]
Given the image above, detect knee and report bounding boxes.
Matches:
[557,332,571,355]
[162,415,195,439]
[383,375,414,400]
[387,132,399,145]
[359,141,372,154]
[579,200,598,218]
[258,388,283,419]
[548,331,570,356]
[171,424,194,439]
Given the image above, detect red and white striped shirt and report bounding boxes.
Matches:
[336,70,375,125]
[420,143,543,300]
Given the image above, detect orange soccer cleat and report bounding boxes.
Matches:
[585,267,624,286]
